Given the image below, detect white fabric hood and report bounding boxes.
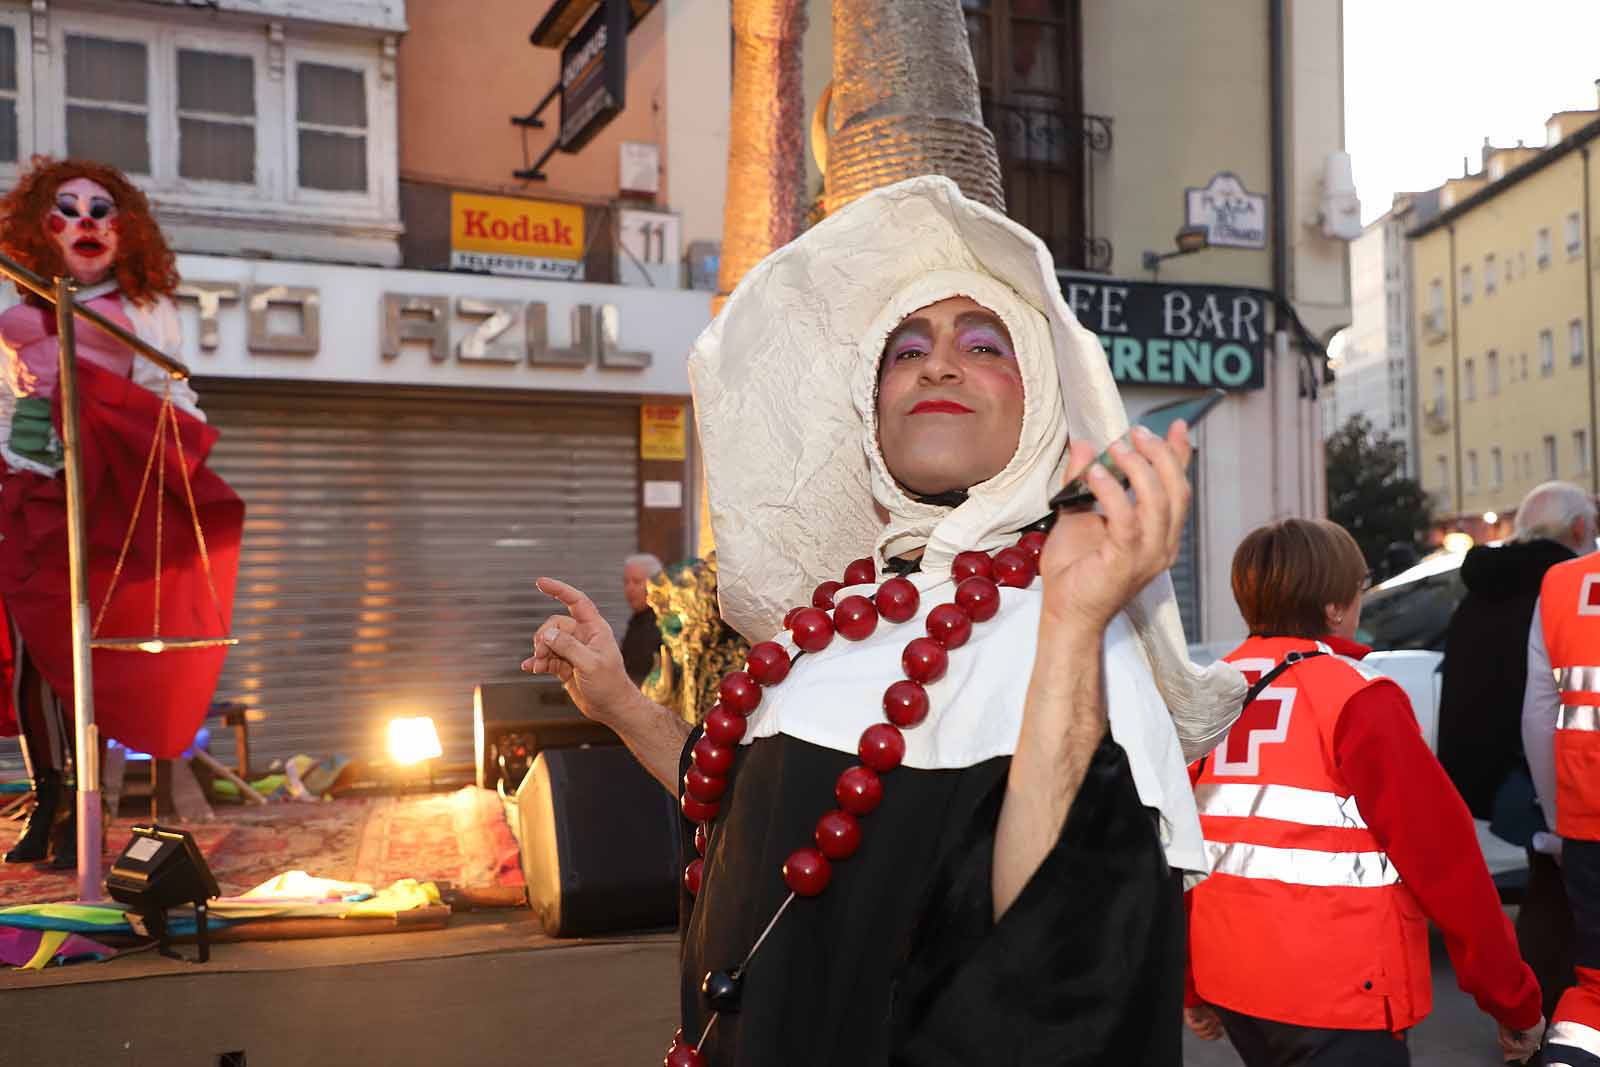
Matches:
[688,175,1244,760]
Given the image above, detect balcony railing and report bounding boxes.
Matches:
[1423,399,1450,434]
[981,100,1113,273]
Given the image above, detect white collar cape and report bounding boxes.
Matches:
[687,175,1244,761]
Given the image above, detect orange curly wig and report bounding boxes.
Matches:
[0,156,179,306]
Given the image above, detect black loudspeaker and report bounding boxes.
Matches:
[515,745,681,937]
[473,679,618,789]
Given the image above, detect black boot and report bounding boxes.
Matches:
[42,802,75,871]
[4,768,61,864]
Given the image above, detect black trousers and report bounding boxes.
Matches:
[1521,846,1578,1019]
[1215,1007,1409,1067]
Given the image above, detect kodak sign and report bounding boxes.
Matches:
[449,192,586,281]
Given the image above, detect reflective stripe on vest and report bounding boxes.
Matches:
[1558,665,1600,695]
[1559,705,1600,731]
[1547,1021,1600,1058]
[1204,839,1401,888]
[1195,782,1369,829]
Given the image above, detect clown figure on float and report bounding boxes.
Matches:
[0,156,244,868]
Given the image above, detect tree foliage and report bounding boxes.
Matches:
[1325,415,1432,572]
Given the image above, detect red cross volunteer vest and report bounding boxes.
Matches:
[1189,636,1432,1032]
[1538,554,1600,841]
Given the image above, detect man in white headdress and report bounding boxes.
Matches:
[525,176,1244,1066]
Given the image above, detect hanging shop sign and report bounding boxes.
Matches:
[1059,276,1268,391]
[449,193,585,280]
[558,1,626,151]
[1184,172,1268,250]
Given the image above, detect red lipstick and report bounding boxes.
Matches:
[909,399,974,415]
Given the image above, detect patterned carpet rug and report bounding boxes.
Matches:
[0,785,523,906]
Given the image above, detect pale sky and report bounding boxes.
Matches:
[1345,0,1600,224]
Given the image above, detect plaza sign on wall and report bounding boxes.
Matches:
[1058,276,1268,391]
[449,193,585,280]
[1184,172,1268,250]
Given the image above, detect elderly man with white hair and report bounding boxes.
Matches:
[621,552,664,685]
[1439,481,1596,1027]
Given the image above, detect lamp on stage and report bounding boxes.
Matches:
[387,715,443,790]
[105,824,220,962]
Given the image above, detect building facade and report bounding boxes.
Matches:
[1411,94,1600,540]
[1325,189,1441,477]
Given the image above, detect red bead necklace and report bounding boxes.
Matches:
[664,530,1048,1066]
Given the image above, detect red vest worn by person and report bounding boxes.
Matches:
[1538,554,1600,841]
[1189,636,1432,1032]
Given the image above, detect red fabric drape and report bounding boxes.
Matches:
[0,359,243,757]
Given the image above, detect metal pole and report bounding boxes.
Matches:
[55,276,102,902]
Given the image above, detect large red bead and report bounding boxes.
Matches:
[693,736,734,777]
[718,671,761,715]
[665,1044,705,1067]
[783,606,806,630]
[812,580,844,609]
[951,550,994,582]
[681,793,720,822]
[843,557,877,587]
[789,607,835,653]
[992,547,1037,588]
[925,602,973,649]
[783,847,832,896]
[1018,530,1048,565]
[746,641,792,687]
[703,705,747,746]
[858,722,906,772]
[835,765,883,815]
[684,766,726,803]
[833,595,879,641]
[901,637,949,684]
[883,679,930,728]
[682,859,704,896]
[814,809,861,860]
[875,576,921,623]
[955,575,1002,622]
[694,823,708,855]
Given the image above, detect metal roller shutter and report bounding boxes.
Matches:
[197,383,638,769]
[1169,463,1202,641]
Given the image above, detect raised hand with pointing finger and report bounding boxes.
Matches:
[523,576,689,790]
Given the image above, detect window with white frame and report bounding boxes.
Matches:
[64,33,149,174]
[1485,254,1498,294]
[1464,357,1476,401]
[1491,447,1503,489]
[1431,366,1445,410]
[0,24,19,163]
[295,61,368,192]
[1572,319,1586,366]
[1429,279,1444,317]
[1538,227,1553,269]
[1487,350,1500,394]
[1577,430,1590,475]
[1541,329,1556,375]
[1545,434,1559,478]
[176,48,255,184]
[1467,450,1479,492]
[1568,211,1583,257]
[1436,456,1450,507]
[1461,265,1473,304]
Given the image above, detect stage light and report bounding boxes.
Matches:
[105,824,219,962]
[387,716,442,765]
[1443,531,1475,554]
[1484,511,1498,526]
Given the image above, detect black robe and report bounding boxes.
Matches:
[676,727,1184,1065]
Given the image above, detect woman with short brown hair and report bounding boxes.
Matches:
[1184,518,1543,1065]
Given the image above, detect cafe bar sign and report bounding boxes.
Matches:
[1058,277,1268,391]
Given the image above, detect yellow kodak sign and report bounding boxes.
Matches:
[449,193,585,279]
